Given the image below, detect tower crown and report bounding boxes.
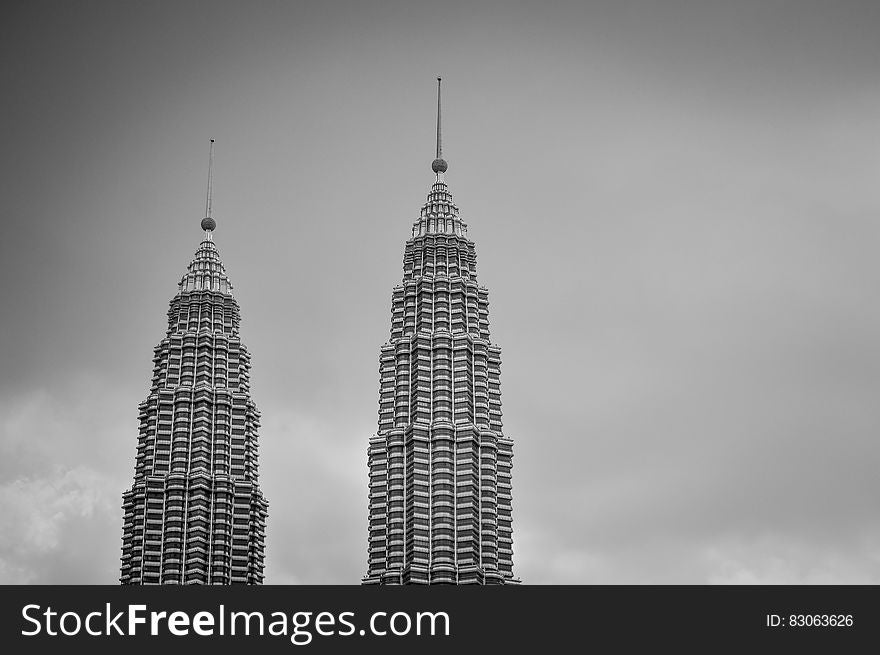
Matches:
[413,77,466,239]
[178,238,233,294]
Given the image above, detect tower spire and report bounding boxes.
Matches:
[431,77,448,175]
[436,76,442,160]
[201,139,217,236]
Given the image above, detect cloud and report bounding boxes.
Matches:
[515,528,880,585]
[703,534,880,584]
[0,378,131,583]
[259,409,369,584]
[4,1,880,585]
[0,467,120,583]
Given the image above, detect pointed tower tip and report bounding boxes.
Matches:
[201,140,217,234]
[431,77,448,175]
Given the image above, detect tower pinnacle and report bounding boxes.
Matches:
[201,139,217,234]
[431,77,448,175]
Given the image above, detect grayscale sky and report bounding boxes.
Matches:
[2,0,880,584]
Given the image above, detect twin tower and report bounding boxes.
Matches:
[119,80,518,585]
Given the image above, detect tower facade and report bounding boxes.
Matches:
[364,80,517,585]
[120,142,268,584]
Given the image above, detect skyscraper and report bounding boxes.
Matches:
[120,142,268,584]
[364,80,518,585]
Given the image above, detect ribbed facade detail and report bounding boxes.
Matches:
[363,175,517,585]
[120,237,268,584]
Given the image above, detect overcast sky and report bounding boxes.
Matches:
[2,0,880,584]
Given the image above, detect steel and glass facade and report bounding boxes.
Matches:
[363,171,517,585]
[120,231,267,585]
